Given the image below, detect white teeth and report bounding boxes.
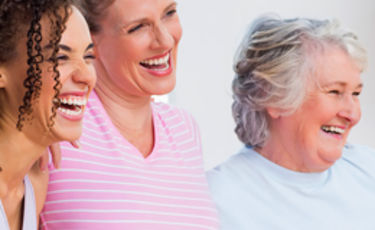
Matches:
[140,53,170,66]
[57,107,83,116]
[321,126,345,134]
[159,62,170,71]
[59,97,87,106]
[57,96,87,117]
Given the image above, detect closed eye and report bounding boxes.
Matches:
[328,90,341,95]
[352,91,361,96]
[166,9,177,17]
[56,54,69,61]
[128,24,144,33]
[84,54,96,60]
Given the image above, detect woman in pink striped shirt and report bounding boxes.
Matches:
[40,0,219,229]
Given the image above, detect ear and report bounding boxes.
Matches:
[266,107,283,119]
[0,67,7,88]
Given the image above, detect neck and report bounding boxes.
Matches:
[95,77,154,158]
[0,124,46,199]
[259,127,332,173]
[257,140,304,172]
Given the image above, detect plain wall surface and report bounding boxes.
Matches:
[170,0,375,169]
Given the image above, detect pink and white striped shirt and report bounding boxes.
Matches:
[40,92,219,230]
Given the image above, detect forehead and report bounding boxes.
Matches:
[59,6,92,48]
[109,0,175,19]
[312,46,362,88]
[37,7,70,46]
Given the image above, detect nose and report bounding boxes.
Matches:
[71,60,97,89]
[150,23,174,50]
[337,93,361,125]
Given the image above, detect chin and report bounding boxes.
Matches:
[51,121,83,143]
[319,148,343,165]
[153,78,176,95]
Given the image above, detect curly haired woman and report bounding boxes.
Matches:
[0,0,96,229]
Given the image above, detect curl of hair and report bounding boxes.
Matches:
[232,15,367,147]
[75,0,115,34]
[0,0,72,130]
[46,5,70,129]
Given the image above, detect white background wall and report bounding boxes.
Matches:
[170,0,375,169]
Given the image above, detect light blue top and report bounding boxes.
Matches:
[207,144,375,230]
[0,175,37,230]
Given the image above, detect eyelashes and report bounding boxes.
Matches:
[84,54,96,60]
[56,54,69,61]
[327,89,361,97]
[166,9,177,17]
[54,53,96,63]
[128,24,144,33]
[352,91,361,96]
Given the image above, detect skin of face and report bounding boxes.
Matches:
[0,6,96,145]
[261,45,362,172]
[92,0,182,100]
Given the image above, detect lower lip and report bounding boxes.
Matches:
[57,107,85,121]
[141,55,173,77]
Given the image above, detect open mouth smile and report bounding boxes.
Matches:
[139,52,172,76]
[57,95,87,119]
[321,125,345,135]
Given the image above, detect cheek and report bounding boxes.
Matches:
[55,65,72,83]
[40,74,58,102]
[107,38,142,64]
[305,95,336,121]
[39,63,58,91]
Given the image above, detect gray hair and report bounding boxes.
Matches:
[232,15,367,147]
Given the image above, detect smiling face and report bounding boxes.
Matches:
[262,45,362,172]
[50,6,97,142]
[0,6,96,144]
[92,0,182,99]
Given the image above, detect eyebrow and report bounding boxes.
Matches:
[43,43,94,52]
[58,44,72,52]
[85,43,94,51]
[322,81,363,89]
[164,2,177,14]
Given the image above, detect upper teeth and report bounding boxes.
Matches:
[59,97,87,106]
[140,53,169,65]
[321,126,345,134]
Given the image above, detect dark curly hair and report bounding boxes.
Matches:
[0,0,72,130]
[75,0,115,34]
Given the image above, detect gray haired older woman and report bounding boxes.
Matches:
[207,16,375,230]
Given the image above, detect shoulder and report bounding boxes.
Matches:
[152,102,198,129]
[207,147,252,192]
[342,143,375,162]
[340,143,375,176]
[152,102,194,119]
[206,148,256,229]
